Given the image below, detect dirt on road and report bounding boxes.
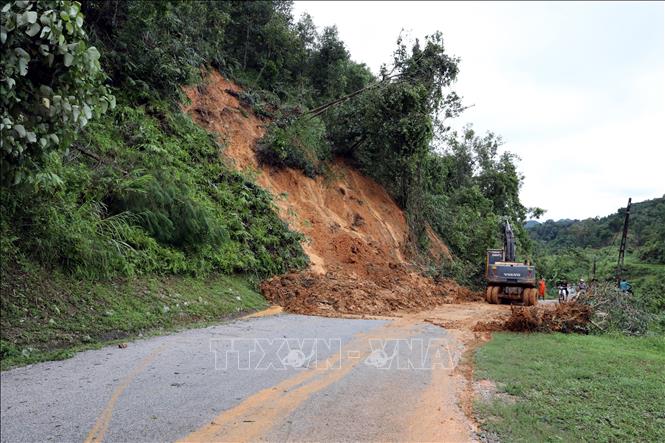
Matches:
[261,267,481,317]
[182,71,466,318]
[181,72,529,441]
[179,302,512,443]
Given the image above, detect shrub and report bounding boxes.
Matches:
[1,0,114,185]
[256,116,330,178]
[577,282,655,335]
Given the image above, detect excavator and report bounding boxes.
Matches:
[485,221,538,306]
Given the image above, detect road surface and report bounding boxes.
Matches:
[1,304,507,442]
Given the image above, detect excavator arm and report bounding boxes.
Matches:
[503,220,516,262]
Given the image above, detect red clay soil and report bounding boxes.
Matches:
[503,302,592,333]
[182,71,469,316]
[261,267,481,317]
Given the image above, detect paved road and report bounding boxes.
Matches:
[1,307,488,443]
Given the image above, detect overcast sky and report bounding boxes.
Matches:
[293,1,664,221]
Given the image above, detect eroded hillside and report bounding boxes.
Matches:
[183,72,475,316]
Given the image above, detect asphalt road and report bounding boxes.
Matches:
[1,309,477,443]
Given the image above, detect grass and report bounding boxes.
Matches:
[474,332,665,442]
[1,261,268,370]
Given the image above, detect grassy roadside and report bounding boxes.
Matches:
[1,262,268,370]
[474,332,665,442]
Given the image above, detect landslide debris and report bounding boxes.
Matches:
[261,266,481,317]
[183,72,471,317]
[502,302,592,333]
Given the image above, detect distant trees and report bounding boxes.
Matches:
[528,197,665,264]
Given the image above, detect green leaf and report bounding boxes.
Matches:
[63,53,73,67]
[18,58,28,76]
[14,47,29,59]
[0,31,6,44]
[25,22,40,37]
[86,46,100,62]
[1,3,11,13]
[14,124,26,138]
[25,11,38,24]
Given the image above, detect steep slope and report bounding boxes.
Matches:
[183,71,411,274]
[183,71,471,315]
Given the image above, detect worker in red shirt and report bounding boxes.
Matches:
[538,278,546,300]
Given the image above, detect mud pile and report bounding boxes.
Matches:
[502,302,592,333]
[261,266,480,317]
[183,71,465,316]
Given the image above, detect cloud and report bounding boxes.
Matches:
[293,1,664,220]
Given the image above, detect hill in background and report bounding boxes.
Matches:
[526,196,664,316]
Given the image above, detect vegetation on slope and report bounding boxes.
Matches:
[2,0,536,285]
[527,197,665,325]
[0,261,267,369]
[529,196,665,264]
[1,0,541,362]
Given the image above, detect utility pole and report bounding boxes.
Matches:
[616,198,632,285]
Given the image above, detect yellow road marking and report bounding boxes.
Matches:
[179,319,423,443]
[241,305,283,319]
[85,344,166,443]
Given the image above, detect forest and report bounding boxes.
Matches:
[1,0,534,285]
[528,196,665,318]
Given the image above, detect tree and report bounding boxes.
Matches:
[1,0,114,186]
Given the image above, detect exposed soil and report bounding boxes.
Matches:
[260,266,482,317]
[182,73,589,440]
[182,71,465,317]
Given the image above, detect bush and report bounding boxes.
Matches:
[577,282,655,335]
[256,116,330,178]
[83,0,229,98]
[109,173,226,250]
[1,93,308,279]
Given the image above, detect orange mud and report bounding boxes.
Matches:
[182,71,466,317]
[260,268,481,317]
[503,302,592,333]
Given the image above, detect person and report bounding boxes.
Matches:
[538,278,546,300]
[557,280,569,301]
[578,278,587,293]
[619,279,632,293]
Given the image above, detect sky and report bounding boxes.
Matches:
[293,1,665,221]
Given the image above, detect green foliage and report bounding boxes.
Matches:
[2,0,534,297]
[318,33,530,282]
[110,173,226,250]
[83,0,229,98]
[2,95,308,279]
[578,282,655,335]
[475,333,665,442]
[528,196,665,264]
[428,255,477,287]
[1,0,114,185]
[257,116,330,178]
[0,259,269,369]
[529,197,664,322]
